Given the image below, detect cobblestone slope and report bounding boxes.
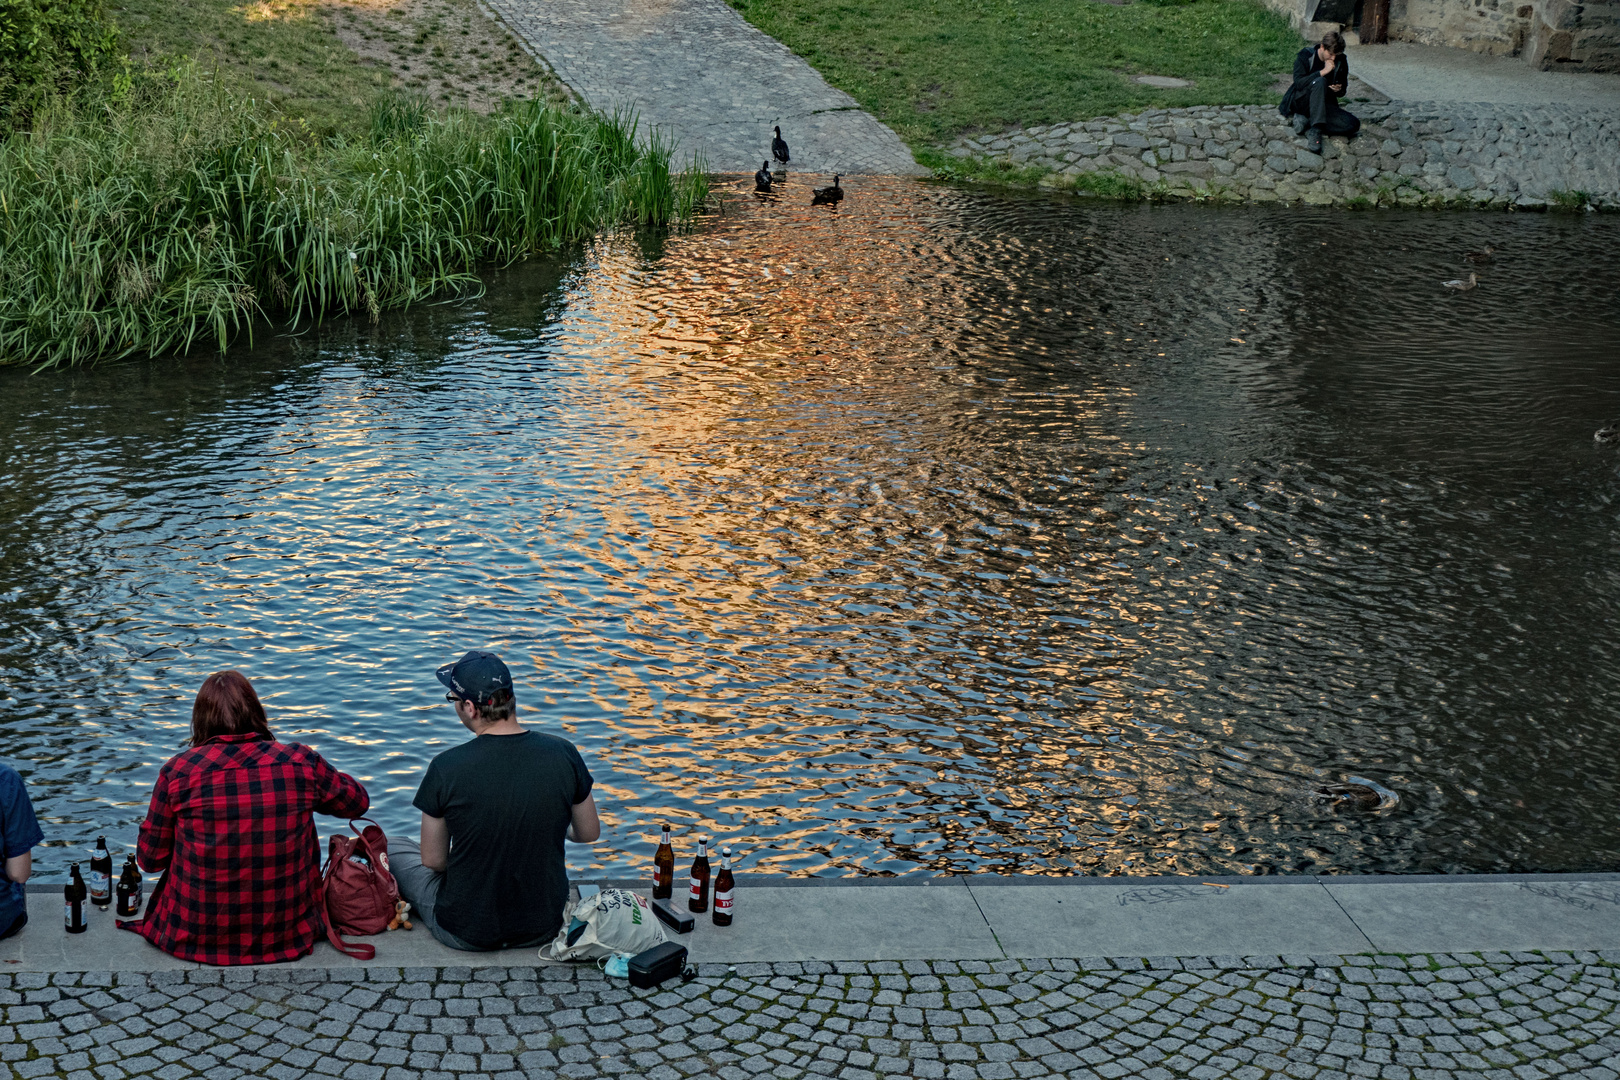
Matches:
[480,0,923,175]
[948,104,1619,209]
[8,952,1620,1080]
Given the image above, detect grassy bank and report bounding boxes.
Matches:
[0,78,707,369]
[111,0,564,136]
[724,0,1300,151]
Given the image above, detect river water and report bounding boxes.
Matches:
[4,178,1619,881]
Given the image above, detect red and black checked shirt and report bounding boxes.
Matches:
[125,733,369,965]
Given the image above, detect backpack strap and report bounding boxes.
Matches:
[325,919,377,960]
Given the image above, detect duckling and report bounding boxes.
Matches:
[810,174,844,206]
[754,161,773,193]
[1309,783,1384,811]
[1442,272,1478,291]
[1463,245,1495,263]
[1596,419,1620,445]
[772,126,791,165]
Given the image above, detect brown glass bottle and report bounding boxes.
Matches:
[687,836,711,913]
[711,846,734,926]
[89,836,113,909]
[65,865,88,934]
[115,856,143,918]
[652,824,675,900]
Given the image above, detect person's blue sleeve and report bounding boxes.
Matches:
[0,766,44,859]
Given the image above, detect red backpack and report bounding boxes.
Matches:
[322,819,399,959]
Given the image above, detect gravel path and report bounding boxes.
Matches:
[13,951,1620,1080]
[480,0,922,176]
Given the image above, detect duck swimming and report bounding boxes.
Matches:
[1463,245,1495,263]
[1442,272,1478,291]
[772,126,791,165]
[1309,781,1397,812]
[811,175,844,206]
[754,161,773,193]
[1597,419,1620,445]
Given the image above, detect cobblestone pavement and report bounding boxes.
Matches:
[481,0,922,175]
[9,951,1620,1080]
[949,102,1619,209]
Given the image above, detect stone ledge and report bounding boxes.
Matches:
[947,101,1619,208]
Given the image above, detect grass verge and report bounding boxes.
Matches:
[0,74,707,369]
[111,0,565,136]
[722,0,1301,149]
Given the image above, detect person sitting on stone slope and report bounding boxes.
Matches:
[1280,30,1360,154]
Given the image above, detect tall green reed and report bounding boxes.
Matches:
[0,74,710,369]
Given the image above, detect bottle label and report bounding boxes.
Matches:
[652,866,662,887]
[65,902,79,928]
[714,890,734,911]
[90,873,110,901]
[689,877,704,899]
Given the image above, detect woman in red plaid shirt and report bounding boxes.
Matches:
[122,670,370,965]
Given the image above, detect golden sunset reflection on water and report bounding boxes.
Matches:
[3,180,1619,879]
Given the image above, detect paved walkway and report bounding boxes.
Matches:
[12,951,1620,1080]
[1349,41,1620,107]
[480,0,922,175]
[17,874,1620,972]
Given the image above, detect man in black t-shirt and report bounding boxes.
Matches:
[391,651,601,951]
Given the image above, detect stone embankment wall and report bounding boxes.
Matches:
[947,102,1618,208]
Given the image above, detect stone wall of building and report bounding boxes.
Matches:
[1261,0,1620,71]
[946,102,1618,208]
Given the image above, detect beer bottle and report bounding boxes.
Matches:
[712,846,734,926]
[688,836,711,913]
[65,865,88,934]
[115,856,143,918]
[652,824,675,901]
[89,836,113,909]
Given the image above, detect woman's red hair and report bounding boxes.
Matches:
[190,670,274,745]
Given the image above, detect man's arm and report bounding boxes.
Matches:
[568,793,601,844]
[4,853,29,885]
[1327,56,1347,96]
[420,813,450,872]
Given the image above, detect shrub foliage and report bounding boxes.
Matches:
[0,76,709,368]
[0,0,121,130]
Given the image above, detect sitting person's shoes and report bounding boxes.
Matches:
[1305,127,1324,154]
[1292,114,1309,136]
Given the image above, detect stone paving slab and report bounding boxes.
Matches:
[480,0,923,175]
[1326,880,1620,955]
[21,874,1620,974]
[976,882,1373,960]
[8,951,1620,1080]
[1349,41,1620,107]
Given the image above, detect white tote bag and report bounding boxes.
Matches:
[545,888,668,961]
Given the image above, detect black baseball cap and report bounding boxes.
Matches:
[436,651,514,705]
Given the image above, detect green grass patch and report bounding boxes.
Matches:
[110,0,396,136]
[723,0,1301,148]
[0,72,707,369]
[1548,188,1592,212]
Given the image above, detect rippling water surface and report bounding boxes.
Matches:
[4,179,1620,881]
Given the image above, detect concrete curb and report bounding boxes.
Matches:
[20,871,1620,972]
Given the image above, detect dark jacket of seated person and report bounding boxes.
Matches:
[394,650,600,952]
[123,670,370,965]
[1280,32,1361,137]
[0,762,43,940]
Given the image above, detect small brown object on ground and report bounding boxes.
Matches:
[388,899,413,930]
